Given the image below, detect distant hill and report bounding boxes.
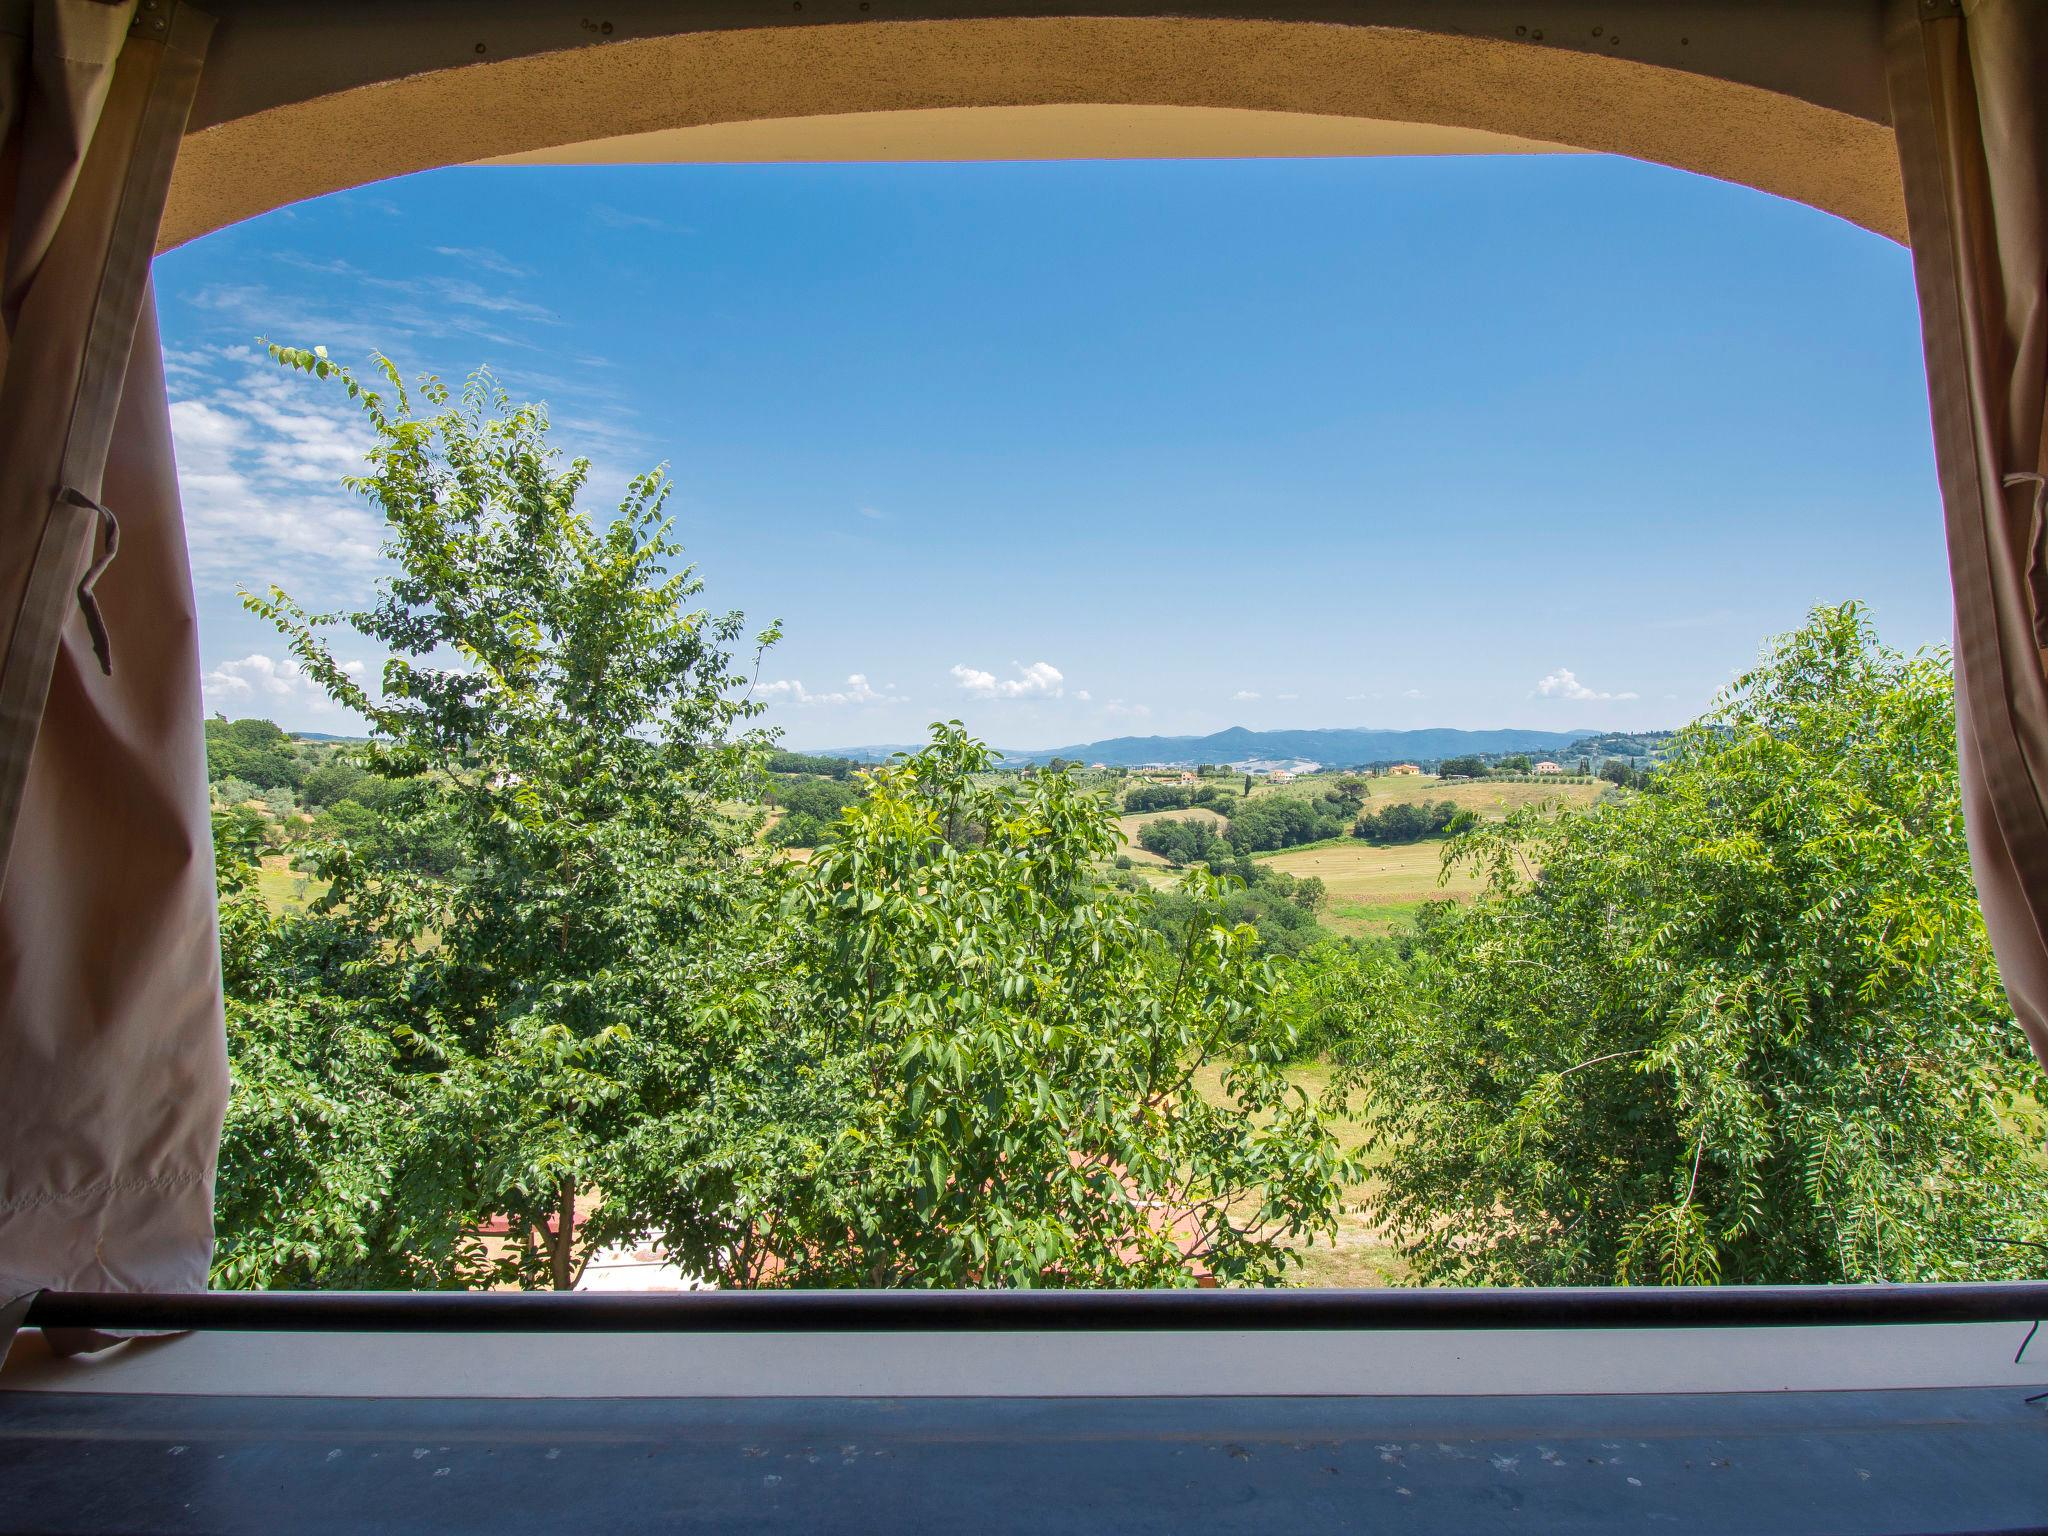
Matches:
[1560,730,1676,763]
[823,726,1608,769]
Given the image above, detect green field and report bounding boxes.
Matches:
[255,854,327,913]
[1258,839,1479,937]
[1119,772,1609,931]
[1253,771,1608,818]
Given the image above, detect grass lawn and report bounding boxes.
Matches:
[255,854,327,914]
[1256,772,1608,818]
[1190,1060,1410,1287]
[1257,839,1481,938]
[1115,778,1608,934]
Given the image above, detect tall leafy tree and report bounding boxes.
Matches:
[236,347,779,1288]
[609,726,1359,1288]
[1339,605,2048,1284]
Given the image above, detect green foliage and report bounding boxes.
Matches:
[603,725,1357,1288]
[1599,757,1648,788]
[216,350,1356,1295]
[1141,862,1330,960]
[1352,799,1469,845]
[1124,782,1237,815]
[299,759,367,809]
[1565,730,1674,765]
[764,774,863,848]
[1329,776,1370,811]
[211,832,457,1289]
[205,716,305,790]
[1333,605,2048,1285]
[225,346,780,1290]
[1437,755,1488,779]
[766,749,862,779]
[212,803,273,863]
[1226,794,1351,853]
[213,775,261,807]
[1138,815,1230,866]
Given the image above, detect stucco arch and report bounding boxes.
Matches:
[162,16,1904,251]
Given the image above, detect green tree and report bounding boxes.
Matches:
[205,716,306,790]
[233,346,780,1289]
[1330,776,1370,812]
[764,774,862,848]
[1352,799,1464,845]
[1341,605,2048,1285]
[210,829,458,1289]
[299,759,366,809]
[606,725,1356,1287]
[1139,815,1229,866]
[1226,795,1350,853]
[1141,863,1329,960]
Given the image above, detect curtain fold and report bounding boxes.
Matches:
[0,1,223,1295]
[1889,0,2048,1065]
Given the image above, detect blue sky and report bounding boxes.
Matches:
[158,153,1944,750]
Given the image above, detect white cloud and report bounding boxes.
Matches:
[169,351,387,597]
[755,673,899,707]
[951,660,1064,699]
[1534,667,1639,703]
[1403,688,1426,699]
[1231,689,1261,702]
[1102,699,1150,718]
[204,652,366,715]
[1276,692,1300,702]
[167,339,662,610]
[1074,689,1091,702]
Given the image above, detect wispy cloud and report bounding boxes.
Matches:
[169,346,386,597]
[432,245,533,278]
[1231,689,1260,701]
[754,673,901,707]
[203,652,368,716]
[276,252,562,324]
[1534,667,1639,702]
[185,244,565,362]
[951,660,1064,700]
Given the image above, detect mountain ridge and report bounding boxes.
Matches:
[819,725,1614,768]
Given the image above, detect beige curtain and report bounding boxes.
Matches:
[1889,0,2048,1067]
[0,1,222,1295]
